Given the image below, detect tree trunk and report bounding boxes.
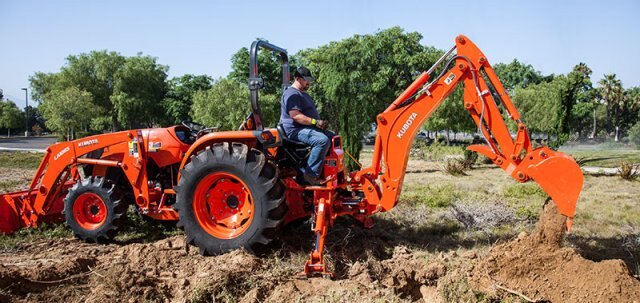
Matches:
[7,129,9,138]
[111,115,119,132]
[445,129,450,145]
[605,103,611,137]
[590,107,597,138]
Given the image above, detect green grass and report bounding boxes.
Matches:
[561,148,640,168]
[0,152,44,169]
[500,183,548,220]
[0,222,71,250]
[400,184,462,208]
[0,180,25,192]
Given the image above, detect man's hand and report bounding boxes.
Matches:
[316,119,328,130]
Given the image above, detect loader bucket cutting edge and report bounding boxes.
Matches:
[0,194,23,234]
[524,152,584,221]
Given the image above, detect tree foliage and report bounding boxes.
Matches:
[191,78,251,131]
[163,74,213,124]
[0,101,24,136]
[30,51,169,133]
[39,87,94,135]
[297,27,440,170]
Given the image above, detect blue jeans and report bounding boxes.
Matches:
[290,127,332,177]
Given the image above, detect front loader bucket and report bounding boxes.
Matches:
[0,194,23,234]
[523,147,583,223]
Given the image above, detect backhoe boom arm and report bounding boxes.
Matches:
[355,35,583,226]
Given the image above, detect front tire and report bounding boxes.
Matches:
[64,177,127,242]
[174,142,286,255]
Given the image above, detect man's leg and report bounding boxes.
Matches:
[291,128,330,177]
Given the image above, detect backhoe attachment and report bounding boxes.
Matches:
[355,34,583,229]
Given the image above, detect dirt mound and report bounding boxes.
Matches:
[469,201,640,302]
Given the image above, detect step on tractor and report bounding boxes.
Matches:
[0,35,584,277]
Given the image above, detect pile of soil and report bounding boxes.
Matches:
[469,201,640,302]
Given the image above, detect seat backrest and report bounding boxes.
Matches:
[277,123,287,140]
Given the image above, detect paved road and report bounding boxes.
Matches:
[0,136,59,152]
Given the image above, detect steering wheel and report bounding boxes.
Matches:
[181,120,206,134]
[181,120,218,138]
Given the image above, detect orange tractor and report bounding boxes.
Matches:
[0,35,583,277]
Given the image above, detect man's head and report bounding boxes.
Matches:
[293,67,314,91]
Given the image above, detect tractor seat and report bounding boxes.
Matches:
[276,124,310,147]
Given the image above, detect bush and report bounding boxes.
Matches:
[443,159,467,176]
[462,150,478,169]
[618,161,639,181]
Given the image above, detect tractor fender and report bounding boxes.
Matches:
[178,131,260,173]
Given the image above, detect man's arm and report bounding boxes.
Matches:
[289,109,314,125]
[289,110,328,129]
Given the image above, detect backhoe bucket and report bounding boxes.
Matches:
[0,194,24,234]
[522,147,583,224]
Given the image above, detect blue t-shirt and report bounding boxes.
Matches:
[279,86,320,137]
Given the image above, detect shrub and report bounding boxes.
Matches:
[618,161,639,181]
[443,159,467,176]
[462,149,478,169]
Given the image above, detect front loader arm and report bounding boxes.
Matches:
[355,35,583,227]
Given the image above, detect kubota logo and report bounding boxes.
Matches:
[54,146,70,161]
[396,112,418,139]
[78,138,98,147]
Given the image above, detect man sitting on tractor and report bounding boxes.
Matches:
[279,67,330,185]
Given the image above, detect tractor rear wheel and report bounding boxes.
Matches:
[174,142,286,255]
[64,177,127,242]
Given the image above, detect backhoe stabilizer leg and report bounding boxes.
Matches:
[304,197,334,278]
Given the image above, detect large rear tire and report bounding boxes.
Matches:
[174,142,286,255]
[64,177,127,243]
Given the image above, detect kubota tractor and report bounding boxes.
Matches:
[0,35,584,277]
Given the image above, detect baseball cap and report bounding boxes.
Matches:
[294,67,315,82]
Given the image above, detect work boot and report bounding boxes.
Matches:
[303,173,324,186]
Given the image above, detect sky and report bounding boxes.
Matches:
[1,0,639,107]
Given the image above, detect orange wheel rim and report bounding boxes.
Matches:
[72,192,107,230]
[193,172,255,239]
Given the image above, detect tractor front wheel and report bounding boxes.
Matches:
[64,177,127,242]
[174,142,286,255]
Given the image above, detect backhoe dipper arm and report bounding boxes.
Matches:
[355,35,583,227]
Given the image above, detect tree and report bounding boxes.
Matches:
[227,44,298,128]
[493,59,546,91]
[40,87,95,139]
[111,54,169,128]
[297,27,441,170]
[513,77,569,147]
[423,86,476,142]
[0,101,24,137]
[163,74,213,125]
[597,73,622,136]
[560,63,593,139]
[191,78,251,130]
[30,50,169,132]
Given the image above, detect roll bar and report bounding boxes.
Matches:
[248,40,290,130]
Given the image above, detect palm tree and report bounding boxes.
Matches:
[597,74,622,137]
